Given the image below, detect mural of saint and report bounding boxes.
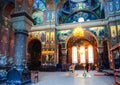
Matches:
[50,32,54,42]
[117,25,120,35]
[116,0,120,10]
[110,26,117,37]
[109,2,114,12]
[41,32,45,42]
[46,32,49,42]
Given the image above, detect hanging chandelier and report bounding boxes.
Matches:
[73,26,84,37]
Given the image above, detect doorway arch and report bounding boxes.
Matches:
[27,39,42,70]
[66,30,98,66]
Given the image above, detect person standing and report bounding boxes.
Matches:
[86,63,89,72]
[69,64,75,75]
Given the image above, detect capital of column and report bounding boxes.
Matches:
[11,13,33,31]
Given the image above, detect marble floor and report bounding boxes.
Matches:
[31,70,115,85]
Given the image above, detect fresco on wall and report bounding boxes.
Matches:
[107,2,114,12]
[32,0,56,24]
[33,0,46,11]
[56,27,105,43]
[32,11,44,25]
[50,32,55,42]
[110,26,117,38]
[46,10,55,22]
[55,0,59,6]
[86,26,105,37]
[117,25,120,36]
[29,31,46,43]
[115,0,120,10]
[32,0,46,25]
[57,30,72,42]
[46,32,49,42]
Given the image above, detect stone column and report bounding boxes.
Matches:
[7,0,34,84]
[14,30,28,69]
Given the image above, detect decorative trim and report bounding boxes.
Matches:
[15,29,28,36]
[11,12,34,23]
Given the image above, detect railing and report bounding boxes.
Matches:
[114,69,120,85]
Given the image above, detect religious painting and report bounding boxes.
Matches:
[40,31,46,42]
[117,25,120,35]
[51,11,55,22]
[46,32,49,42]
[110,26,117,37]
[46,10,52,22]
[108,2,114,12]
[66,11,97,23]
[57,30,72,42]
[32,11,44,25]
[77,3,84,10]
[88,26,105,37]
[50,32,54,42]
[33,0,46,11]
[115,0,120,10]
[28,31,46,43]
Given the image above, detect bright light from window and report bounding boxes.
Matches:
[80,46,85,63]
[88,45,94,63]
[72,46,78,63]
[78,17,84,22]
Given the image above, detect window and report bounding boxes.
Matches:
[72,46,78,63]
[80,46,85,63]
[88,45,94,63]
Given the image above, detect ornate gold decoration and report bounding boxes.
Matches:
[73,26,84,37]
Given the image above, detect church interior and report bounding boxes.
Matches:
[0,0,120,85]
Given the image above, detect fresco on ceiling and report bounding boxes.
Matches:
[70,2,87,12]
[66,11,97,23]
[69,0,100,12]
[86,27,105,38]
[29,31,46,43]
[59,0,102,24]
[57,30,72,42]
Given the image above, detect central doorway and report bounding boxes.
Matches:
[27,39,42,70]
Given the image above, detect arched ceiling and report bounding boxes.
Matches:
[58,0,104,24]
[0,0,105,25]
